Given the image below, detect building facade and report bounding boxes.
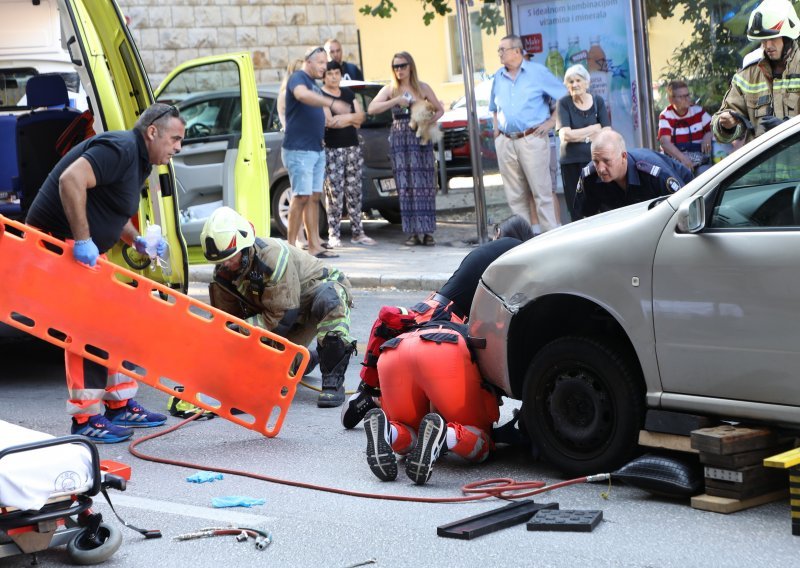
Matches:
[117,0,361,87]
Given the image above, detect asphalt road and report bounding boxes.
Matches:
[1,290,797,567]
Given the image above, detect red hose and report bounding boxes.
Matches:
[128,415,601,504]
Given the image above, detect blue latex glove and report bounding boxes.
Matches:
[211,496,266,508]
[133,235,168,257]
[73,238,99,267]
[186,471,223,483]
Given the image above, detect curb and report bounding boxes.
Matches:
[188,265,448,292]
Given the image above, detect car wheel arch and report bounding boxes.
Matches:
[506,294,643,400]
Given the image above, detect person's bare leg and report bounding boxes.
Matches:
[287,194,309,247]
[305,192,323,255]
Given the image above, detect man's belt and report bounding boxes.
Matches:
[501,125,539,139]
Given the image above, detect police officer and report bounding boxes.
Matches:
[713,0,800,143]
[574,129,693,219]
[200,207,356,408]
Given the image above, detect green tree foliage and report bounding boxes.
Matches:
[359,0,505,35]
[647,0,764,114]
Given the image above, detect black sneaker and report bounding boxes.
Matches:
[341,382,380,429]
[405,413,447,485]
[364,408,397,481]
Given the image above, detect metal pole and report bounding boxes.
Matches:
[455,0,489,243]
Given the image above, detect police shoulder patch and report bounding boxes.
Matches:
[666,177,681,193]
[635,160,660,177]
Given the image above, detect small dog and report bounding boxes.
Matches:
[408,100,442,146]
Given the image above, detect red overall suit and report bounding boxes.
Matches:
[376,321,499,462]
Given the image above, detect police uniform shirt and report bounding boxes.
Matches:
[26,130,152,252]
[574,148,691,218]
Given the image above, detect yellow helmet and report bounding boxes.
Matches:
[200,206,255,263]
[747,0,800,41]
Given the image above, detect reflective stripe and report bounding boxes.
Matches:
[269,240,290,284]
[733,74,769,95]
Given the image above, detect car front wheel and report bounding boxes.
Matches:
[271,178,327,238]
[521,336,644,477]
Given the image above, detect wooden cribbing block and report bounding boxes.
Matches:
[644,410,716,436]
[764,447,800,536]
[700,442,794,469]
[764,447,800,469]
[638,430,697,454]
[704,464,786,501]
[690,425,776,455]
[691,488,788,514]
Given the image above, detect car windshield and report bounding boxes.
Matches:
[348,84,391,128]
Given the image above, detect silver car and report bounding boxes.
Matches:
[470,119,800,476]
[167,81,399,245]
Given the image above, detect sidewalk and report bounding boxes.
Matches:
[189,176,512,291]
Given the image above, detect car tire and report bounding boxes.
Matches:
[521,336,644,477]
[270,178,327,238]
[377,207,402,224]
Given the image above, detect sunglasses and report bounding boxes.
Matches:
[392,63,409,70]
[148,104,178,127]
[305,46,326,60]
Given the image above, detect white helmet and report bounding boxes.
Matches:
[747,0,800,41]
[200,206,255,263]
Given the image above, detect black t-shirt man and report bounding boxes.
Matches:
[438,237,521,319]
[26,130,152,252]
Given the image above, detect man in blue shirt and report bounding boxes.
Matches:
[574,129,694,218]
[490,35,567,234]
[324,39,364,81]
[283,46,351,258]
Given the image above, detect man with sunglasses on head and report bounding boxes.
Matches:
[283,46,353,259]
[713,0,800,143]
[26,102,185,443]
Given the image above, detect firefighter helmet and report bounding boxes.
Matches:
[200,206,255,263]
[747,0,800,41]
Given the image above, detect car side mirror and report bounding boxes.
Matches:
[676,195,706,233]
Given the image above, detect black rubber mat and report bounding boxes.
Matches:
[526,509,603,532]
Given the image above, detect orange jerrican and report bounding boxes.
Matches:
[0,215,306,437]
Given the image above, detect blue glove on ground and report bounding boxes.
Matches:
[211,496,266,508]
[73,238,99,267]
[186,471,223,483]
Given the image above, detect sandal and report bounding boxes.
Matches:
[422,234,436,246]
[404,235,421,246]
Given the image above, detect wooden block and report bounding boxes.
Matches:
[704,464,787,486]
[638,430,698,454]
[705,482,785,501]
[764,447,800,469]
[691,488,788,514]
[645,410,716,436]
[700,443,794,469]
[690,425,776,455]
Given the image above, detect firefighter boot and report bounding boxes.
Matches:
[317,333,355,408]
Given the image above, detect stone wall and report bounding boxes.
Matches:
[117,0,361,87]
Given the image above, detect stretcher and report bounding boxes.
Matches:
[0,215,308,436]
[0,420,126,564]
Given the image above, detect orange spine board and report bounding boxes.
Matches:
[0,216,307,437]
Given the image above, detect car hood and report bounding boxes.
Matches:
[480,199,677,310]
[438,106,491,126]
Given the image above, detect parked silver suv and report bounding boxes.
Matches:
[470,119,800,476]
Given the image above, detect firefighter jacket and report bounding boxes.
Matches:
[712,42,800,143]
[210,238,351,335]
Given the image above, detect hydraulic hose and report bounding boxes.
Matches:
[128,414,610,504]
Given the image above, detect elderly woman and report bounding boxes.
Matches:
[556,64,610,221]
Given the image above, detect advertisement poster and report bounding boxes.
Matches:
[514,0,641,146]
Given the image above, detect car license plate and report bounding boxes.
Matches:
[379,178,396,194]
[444,149,452,161]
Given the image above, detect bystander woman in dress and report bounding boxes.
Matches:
[368,52,443,246]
